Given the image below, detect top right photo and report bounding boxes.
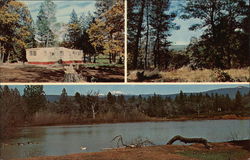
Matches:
[127,0,250,82]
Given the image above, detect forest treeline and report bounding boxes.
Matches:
[0,0,124,64]
[1,85,250,139]
[128,0,250,70]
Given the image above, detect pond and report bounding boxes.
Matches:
[1,120,250,159]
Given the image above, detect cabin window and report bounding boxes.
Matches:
[51,52,54,56]
[60,51,64,56]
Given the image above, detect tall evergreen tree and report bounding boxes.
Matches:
[184,0,249,69]
[36,0,57,47]
[23,85,46,117]
[234,90,243,111]
[58,88,71,114]
[64,9,82,49]
[94,0,115,17]
[150,0,178,69]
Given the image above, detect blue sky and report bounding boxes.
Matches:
[20,0,203,45]
[5,84,250,96]
[21,1,96,23]
[168,0,204,45]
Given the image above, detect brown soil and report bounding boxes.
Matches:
[77,65,124,82]
[0,64,65,82]
[0,63,124,82]
[15,140,250,160]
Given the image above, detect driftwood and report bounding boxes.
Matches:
[167,135,211,149]
[112,135,155,148]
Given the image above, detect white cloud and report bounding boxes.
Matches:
[110,91,126,95]
[20,1,96,23]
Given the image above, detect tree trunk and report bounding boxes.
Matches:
[167,135,211,149]
[132,0,145,69]
[93,55,96,63]
[109,53,112,64]
[91,104,96,119]
[144,1,150,69]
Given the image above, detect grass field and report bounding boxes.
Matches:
[128,67,250,82]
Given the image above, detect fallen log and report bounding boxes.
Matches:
[112,135,155,148]
[166,135,211,149]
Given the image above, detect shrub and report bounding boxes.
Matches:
[214,70,234,82]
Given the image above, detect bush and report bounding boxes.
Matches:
[57,59,63,64]
[214,70,234,82]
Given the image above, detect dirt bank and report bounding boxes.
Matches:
[15,140,250,160]
[25,114,250,128]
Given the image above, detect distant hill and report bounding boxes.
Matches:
[138,86,250,99]
[169,45,187,51]
[45,86,250,102]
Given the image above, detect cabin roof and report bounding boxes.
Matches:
[26,47,82,51]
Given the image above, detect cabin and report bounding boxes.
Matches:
[26,47,83,65]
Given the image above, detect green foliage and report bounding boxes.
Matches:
[214,70,233,82]
[64,10,82,49]
[128,0,178,70]
[0,86,26,139]
[1,85,250,138]
[23,85,46,117]
[234,91,243,111]
[87,0,124,64]
[58,88,72,114]
[36,0,57,47]
[184,0,249,69]
[0,0,35,62]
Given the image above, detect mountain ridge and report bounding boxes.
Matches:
[45,86,250,102]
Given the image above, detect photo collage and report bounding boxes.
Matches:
[0,0,250,159]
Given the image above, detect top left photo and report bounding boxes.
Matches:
[0,0,124,83]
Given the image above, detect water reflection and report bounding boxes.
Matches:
[0,120,249,159]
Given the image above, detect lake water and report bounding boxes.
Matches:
[1,120,250,159]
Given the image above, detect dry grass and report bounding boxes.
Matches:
[98,110,151,123]
[31,112,73,126]
[30,111,151,126]
[128,67,250,82]
[226,68,250,82]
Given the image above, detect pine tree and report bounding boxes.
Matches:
[23,85,46,117]
[183,0,248,69]
[36,0,57,47]
[94,0,115,17]
[234,91,243,111]
[64,9,82,49]
[150,0,178,69]
[59,88,71,114]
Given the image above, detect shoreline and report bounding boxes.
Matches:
[23,114,250,128]
[15,140,250,160]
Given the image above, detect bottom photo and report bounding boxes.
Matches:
[0,84,250,159]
